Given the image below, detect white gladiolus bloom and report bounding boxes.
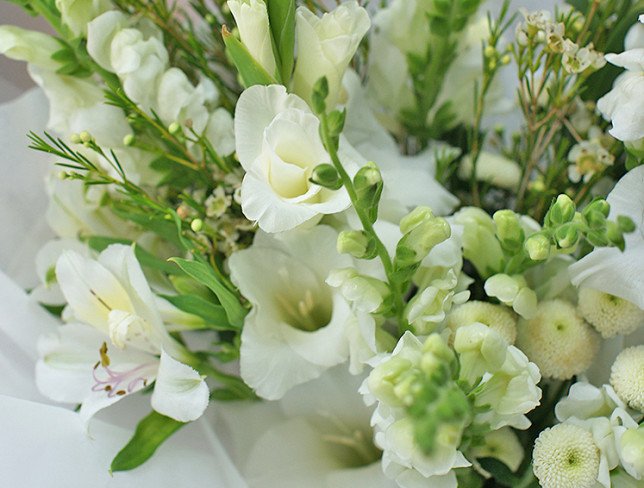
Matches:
[234,84,353,233]
[597,18,644,142]
[36,244,209,423]
[55,0,111,36]
[228,226,378,400]
[227,0,278,79]
[292,1,370,108]
[569,165,644,309]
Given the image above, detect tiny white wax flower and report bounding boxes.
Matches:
[447,301,517,345]
[234,84,353,232]
[610,346,644,412]
[292,1,370,108]
[516,299,599,380]
[227,0,278,79]
[578,288,644,338]
[533,424,601,488]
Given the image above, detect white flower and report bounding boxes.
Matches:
[234,84,353,232]
[597,17,644,142]
[458,151,522,190]
[453,323,508,386]
[446,301,517,345]
[569,165,644,309]
[618,425,644,480]
[87,11,169,110]
[469,427,524,473]
[577,288,644,338]
[0,25,60,69]
[533,423,601,488]
[484,273,537,319]
[205,108,236,156]
[228,225,377,400]
[610,346,644,412]
[292,1,370,108]
[36,244,209,423]
[555,382,626,422]
[567,140,614,183]
[55,0,111,37]
[516,299,599,380]
[227,0,278,79]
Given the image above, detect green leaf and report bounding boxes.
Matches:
[222,26,277,87]
[159,293,234,330]
[267,0,296,83]
[478,457,520,487]
[111,411,186,472]
[169,257,247,328]
[86,236,182,276]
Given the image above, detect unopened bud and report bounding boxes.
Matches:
[79,131,92,143]
[554,223,579,249]
[337,230,376,259]
[309,163,342,190]
[501,54,511,65]
[400,206,434,234]
[524,233,551,261]
[311,77,329,114]
[123,134,135,146]
[493,210,524,250]
[584,199,610,218]
[484,45,496,58]
[548,194,576,225]
[397,216,451,266]
[168,122,181,135]
[70,133,81,144]
[617,215,636,233]
[190,218,203,232]
[353,162,383,224]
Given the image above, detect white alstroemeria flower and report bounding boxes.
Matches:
[87,11,169,109]
[292,1,370,108]
[227,0,277,79]
[36,244,209,423]
[597,18,644,142]
[229,225,379,400]
[569,165,644,309]
[214,366,394,488]
[55,0,111,37]
[343,70,459,220]
[234,84,353,233]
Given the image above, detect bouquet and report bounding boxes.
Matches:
[0,0,643,486]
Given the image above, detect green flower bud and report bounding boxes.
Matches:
[583,199,610,218]
[123,134,135,146]
[422,333,455,364]
[484,45,496,58]
[326,109,346,138]
[617,215,636,233]
[168,122,181,135]
[493,209,524,251]
[70,133,81,144]
[309,163,342,190]
[554,223,580,249]
[585,210,607,230]
[190,218,203,232]
[524,233,551,261]
[79,131,92,143]
[396,216,451,267]
[400,206,434,234]
[337,230,377,259]
[311,76,329,114]
[547,194,576,225]
[606,221,625,250]
[353,162,383,224]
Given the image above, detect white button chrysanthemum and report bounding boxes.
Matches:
[516,300,599,380]
[533,424,600,488]
[577,288,644,338]
[447,301,517,345]
[610,345,644,412]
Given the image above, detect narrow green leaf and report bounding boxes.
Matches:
[222,25,277,87]
[169,257,246,328]
[267,0,296,83]
[159,293,234,330]
[478,457,520,487]
[111,411,186,472]
[86,236,182,276]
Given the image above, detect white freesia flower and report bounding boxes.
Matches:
[227,0,278,79]
[229,225,380,400]
[36,244,209,423]
[292,1,370,108]
[214,366,393,488]
[55,0,111,37]
[597,18,644,142]
[234,84,353,232]
[569,165,644,309]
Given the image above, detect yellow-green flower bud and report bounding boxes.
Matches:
[494,209,524,251]
[79,131,92,143]
[309,163,342,190]
[554,223,580,249]
[70,133,81,144]
[368,356,414,407]
[584,199,610,218]
[353,162,383,223]
[123,134,135,146]
[168,122,181,135]
[548,194,576,225]
[397,216,451,266]
[525,233,551,261]
[400,206,435,234]
[190,218,203,232]
[336,230,376,259]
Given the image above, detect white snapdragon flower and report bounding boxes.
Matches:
[36,244,209,424]
[569,165,644,309]
[55,0,111,37]
[484,273,537,319]
[597,17,644,143]
[292,1,370,108]
[234,84,353,232]
[227,0,278,79]
[229,225,378,400]
[87,11,169,110]
[0,25,60,69]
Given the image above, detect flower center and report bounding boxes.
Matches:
[91,342,157,397]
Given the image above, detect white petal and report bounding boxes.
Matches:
[151,351,209,422]
[234,84,310,170]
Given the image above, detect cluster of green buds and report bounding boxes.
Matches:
[368,333,472,456]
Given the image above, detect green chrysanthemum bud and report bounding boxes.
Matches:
[533,424,600,488]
